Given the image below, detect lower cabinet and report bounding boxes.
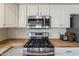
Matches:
[55,47,79,56]
[2,47,23,56]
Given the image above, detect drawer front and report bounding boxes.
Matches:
[65,48,79,53]
[55,48,66,53]
[55,53,79,56]
[55,53,67,56]
[55,47,79,54]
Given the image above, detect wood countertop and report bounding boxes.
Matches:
[0,39,29,47]
[1,39,79,48]
[49,39,79,47]
[0,39,29,55]
[6,39,29,47]
[1,39,79,55]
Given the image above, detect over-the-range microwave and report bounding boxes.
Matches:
[27,16,51,29]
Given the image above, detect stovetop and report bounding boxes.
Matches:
[24,39,54,48]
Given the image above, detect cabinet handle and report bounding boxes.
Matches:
[3,24,5,26]
[66,51,72,53]
[59,24,63,26]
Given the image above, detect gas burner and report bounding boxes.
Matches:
[24,39,54,48]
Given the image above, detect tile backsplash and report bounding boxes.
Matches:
[7,28,66,39]
[0,28,8,41]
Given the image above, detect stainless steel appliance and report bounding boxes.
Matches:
[27,16,50,29]
[23,32,54,56]
[60,34,68,41]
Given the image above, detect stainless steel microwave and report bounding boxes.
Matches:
[27,16,50,29]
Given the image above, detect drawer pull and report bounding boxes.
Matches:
[66,51,72,53]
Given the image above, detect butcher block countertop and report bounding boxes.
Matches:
[6,39,29,47]
[49,39,79,47]
[0,39,29,47]
[0,39,29,55]
[0,39,79,55]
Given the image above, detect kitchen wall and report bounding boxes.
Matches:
[0,28,66,40]
[7,28,66,39]
[0,28,8,41]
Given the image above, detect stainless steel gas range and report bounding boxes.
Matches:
[23,32,54,56]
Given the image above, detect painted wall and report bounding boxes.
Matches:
[7,28,66,39]
[0,28,8,41]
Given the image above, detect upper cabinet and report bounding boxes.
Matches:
[50,5,70,28]
[70,5,79,14]
[50,5,61,28]
[61,5,70,28]
[19,4,27,27]
[21,4,71,28]
[1,4,79,28]
[27,5,38,16]
[0,3,19,28]
[0,4,5,28]
[39,5,50,15]
[5,4,19,28]
[27,4,50,16]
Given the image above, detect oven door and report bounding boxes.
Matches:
[23,48,54,56]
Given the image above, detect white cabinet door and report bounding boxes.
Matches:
[61,5,70,28]
[0,4,5,28]
[39,5,50,16]
[55,53,79,56]
[19,4,27,27]
[55,47,79,56]
[50,5,61,28]
[27,5,38,16]
[70,5,79,14]
[55,53,67,56]
[27,5,50,16]
[5,4,19,27]
[2,47,23,56]
[0,4,2,27]
[50,5,70,28]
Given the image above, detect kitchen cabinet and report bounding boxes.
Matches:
[0,3,19,28]
[0,4,5,28]
[27,5,38,16]
[5,4,19,28]
[60,5,70,28]
[70,5,79,14]
[55,47,79,56]
[19,4,27,27]
[50,5,70,28]
[39,5,50,15]
[50,5,61,28]
[27,4,50,16]
[2,47,23,56]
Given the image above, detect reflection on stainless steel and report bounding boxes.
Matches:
[27,48,54,53]
[23,32,54,56]
[27,16,50,29]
